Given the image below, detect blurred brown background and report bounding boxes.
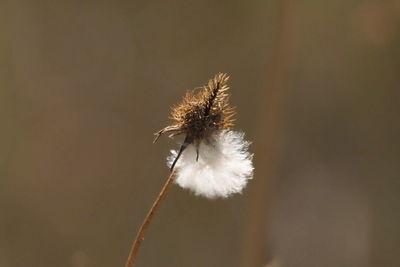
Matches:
[1,0,400,266]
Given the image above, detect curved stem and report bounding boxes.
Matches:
[125,171,176,267]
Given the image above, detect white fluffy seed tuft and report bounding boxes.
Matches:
[167,130,254,198]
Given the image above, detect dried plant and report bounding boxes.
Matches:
[125,73,254,267]
[154,73,235,170]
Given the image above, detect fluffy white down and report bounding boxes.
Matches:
[167,130,254,198]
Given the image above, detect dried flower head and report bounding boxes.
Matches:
[126,74,253,267]
[168,73,235,137]
[154,73,253,198]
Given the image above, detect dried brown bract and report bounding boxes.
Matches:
[154,73,236,170]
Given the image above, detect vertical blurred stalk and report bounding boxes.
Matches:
[240,1,296,266]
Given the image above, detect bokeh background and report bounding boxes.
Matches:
[1,0,400,266]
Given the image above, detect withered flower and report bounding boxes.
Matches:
[154,73,253,198]
[154,73,235,168]
[125,74,254,267]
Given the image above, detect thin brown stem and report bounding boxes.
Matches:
[125,171,176,267]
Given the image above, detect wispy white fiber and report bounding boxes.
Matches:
[167,130,254,198]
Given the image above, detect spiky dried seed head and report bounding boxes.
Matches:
[154,73,236,143]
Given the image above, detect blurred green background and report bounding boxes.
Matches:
[1,0,399,266]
